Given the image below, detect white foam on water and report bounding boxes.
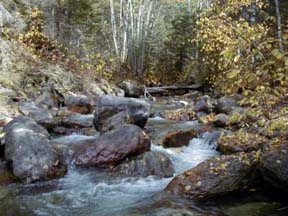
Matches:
[152,132,219,174]
[18,132,219,216]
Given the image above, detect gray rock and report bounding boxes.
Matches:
[94,95,151,133]
[19,101,53,120]
[213,114,229,127]
[62,113,94,128]
[194,95,216,113]
[35,90,64,109]
[18,101,59,129]
[115,151,174,177]
[260,143,288,192]
[52,135,96,162]
[99,111,133,132]
[215,96,239,114]
[3,117,67,182]
[0,2,26,31]
[118,81,144,98]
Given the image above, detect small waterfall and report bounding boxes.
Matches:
[152,131,219,174]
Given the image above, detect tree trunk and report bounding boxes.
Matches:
[274,0,284,52]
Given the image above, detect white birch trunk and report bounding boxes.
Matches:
[274,0,284,52]
[110,0,119,57]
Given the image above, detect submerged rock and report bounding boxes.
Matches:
[118,80,144,98]
[74,125,151,167]
[3,117,67,182]
[260,143,288,192]
[115,151,174,178]
[165,152,259,202]
[94,95,151,133]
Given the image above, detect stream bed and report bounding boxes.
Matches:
[0,97,287,216]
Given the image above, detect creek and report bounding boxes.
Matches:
[0,97,286,216]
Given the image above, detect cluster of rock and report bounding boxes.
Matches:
[165,141,288,202]
[0,80,287,206]
[159,94,243,126]
[74,95,174,177]
[0,84,175,184]
[156,92,288,203]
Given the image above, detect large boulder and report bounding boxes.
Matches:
[74,125,151,167]
[3,117,67,182]
[97,111,133,133]
[18,101,61,130]
[94,95,151,133]
[118,81,144,98]
[260,143,288,192]
[165,152,259,202]
[115,151,174,177]
[52,135,96,162]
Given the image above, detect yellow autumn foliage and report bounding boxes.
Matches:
[199,0,288,116]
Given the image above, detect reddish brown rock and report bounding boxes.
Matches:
[65,94,96,114]
[74,125,151,167]
[160,128,197,148]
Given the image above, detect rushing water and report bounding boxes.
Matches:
[1,98,287,216]
[0,131,219,216]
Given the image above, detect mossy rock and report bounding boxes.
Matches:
[217,131,268,154]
